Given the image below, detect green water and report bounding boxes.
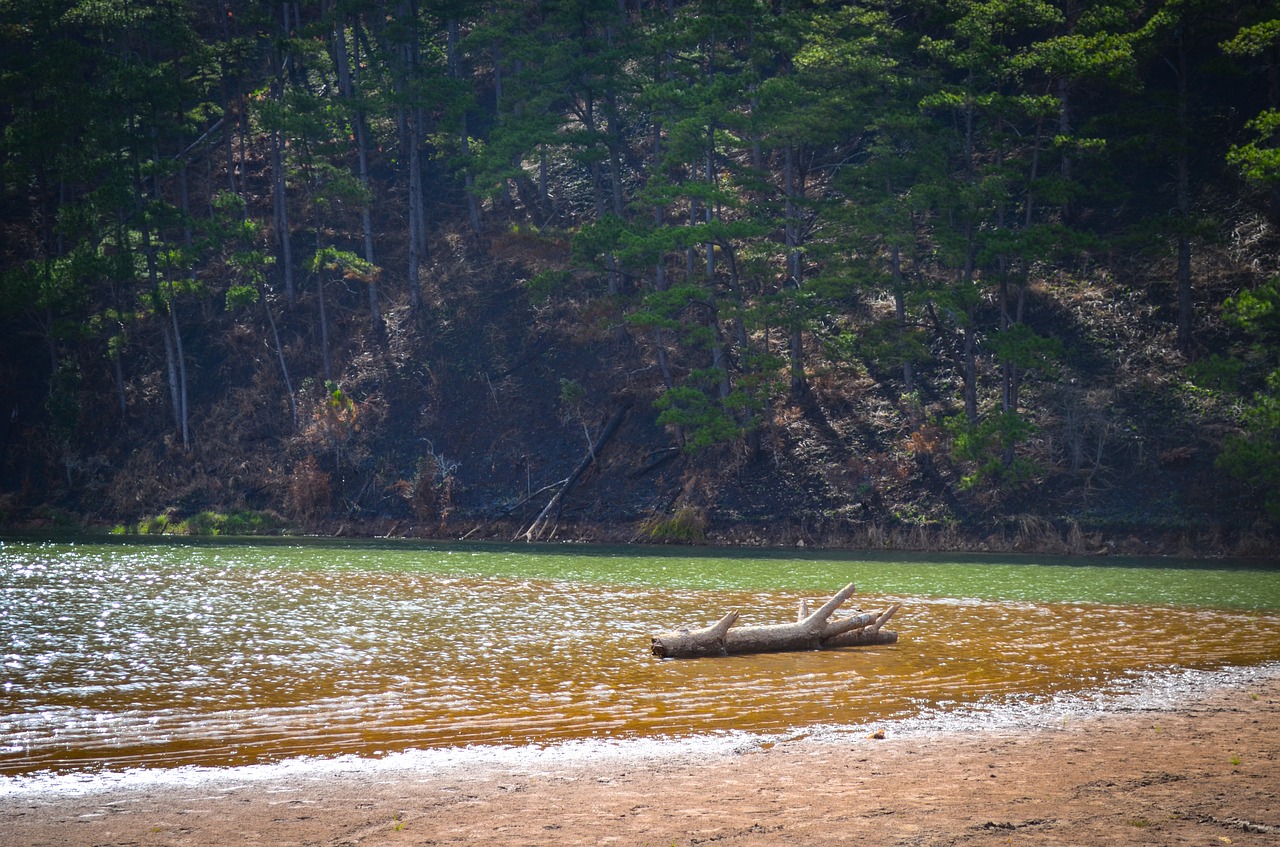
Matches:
[2,537,1278,777]
[187,537,1280,608]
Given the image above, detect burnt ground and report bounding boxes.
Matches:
[1,221,1277,558]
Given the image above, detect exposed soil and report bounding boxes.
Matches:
[5,673,1278,847]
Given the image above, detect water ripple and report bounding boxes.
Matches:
[2,541,1279,775]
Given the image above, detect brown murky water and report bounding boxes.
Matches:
[3,540,1279,775]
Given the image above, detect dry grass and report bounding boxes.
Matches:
[285,455,332,521]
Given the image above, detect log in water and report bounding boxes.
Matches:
[651,583,900,658]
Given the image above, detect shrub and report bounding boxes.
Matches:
[945,410,1039,489]
[286,455,332,522]
[639,505,708,544]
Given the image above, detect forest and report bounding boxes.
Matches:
[1,0,1279,554]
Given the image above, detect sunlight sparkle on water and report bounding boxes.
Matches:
[1,539,1278,776]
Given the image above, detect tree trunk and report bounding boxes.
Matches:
[112,352,127,418]
[271,14,295,307]
[963,315,977,424]
[336,8,383,342]
[169,294,190,450]
[1270,43,1280,224]
[652,583,900,659]
[398,0,425,311]
[316,234,333,384]
[407,111,424,311]
[538,143,551,220]
[449,19,482,236]
[260,282,298,432]
[1175,24,1194,358]
[520,402,631,541]
[270,125,295,307]
[891,242,914,392]
[785,145,807,399]
[159,316,183,443]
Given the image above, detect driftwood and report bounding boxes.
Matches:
[651,583,900,659]
[518,402,631,542]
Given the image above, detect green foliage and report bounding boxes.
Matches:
[1223,277,1280,338]
[1218,373,1280,518]
[225,284,259,309]
[322,381,358,425]
[127,510,284,536]
[558,378,585,412]
[1218,2,1279,209]
[945,410,1039,489]
[627,284,708,331]
[45,356,83,443]
[1187,354,1246,393]
[1212,277,1280,518]
[525,269,572,303]
[2,0,1279,530]
[639,505,708,544]
[572,215,626,268]
[1228,109,1280,185]
[986,323,1064,372]
[134,512,175,535]
[309,247,379,283]
[654,379,741,453]
[824,320,929,375]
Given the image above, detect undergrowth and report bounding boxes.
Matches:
[115,510,285,536]
[639,505,708,544]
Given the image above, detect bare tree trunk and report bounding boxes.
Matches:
[892,242,914,393]
[652,584,901,659]
[520,403,630,541]
[1270,43,1280,224]
[650,123,677,432]
[169,296,190,449]
[132,118,189,450]
[399,0,425,311]
[159,318,182,441]
[784,144,806,398]
[408,121,424,311]
[1175,25,1194,358]
[271,11,295,307]
[701,127,731,404]
[261,283,298,432]
[538,143,551,220]
[584,94,619,298]
[963,316,978,424]
[270,132,295,307]
[955,238,979,426]
[112,353,127,418]
[448,19,482,236]
[316,232,332,384]
[235,84,250,213]
[335,8,383,340]
[176,157,196,448]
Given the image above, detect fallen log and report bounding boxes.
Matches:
[517,402,631,542]
[651,583,900,659]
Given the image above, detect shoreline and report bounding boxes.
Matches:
[4,664,1279,846]
[7,520,1280,562]
[6,528,1280,568]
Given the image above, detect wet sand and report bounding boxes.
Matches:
[3,670,1279,847]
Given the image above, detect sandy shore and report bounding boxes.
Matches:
[3,669,1279,847]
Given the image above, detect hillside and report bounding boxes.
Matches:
[2,1,1279,556]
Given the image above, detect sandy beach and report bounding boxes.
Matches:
[3,669,1279,847]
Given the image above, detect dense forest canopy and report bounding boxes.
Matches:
[1,0,1279,550]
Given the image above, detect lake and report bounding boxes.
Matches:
[2,538,1279,777]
